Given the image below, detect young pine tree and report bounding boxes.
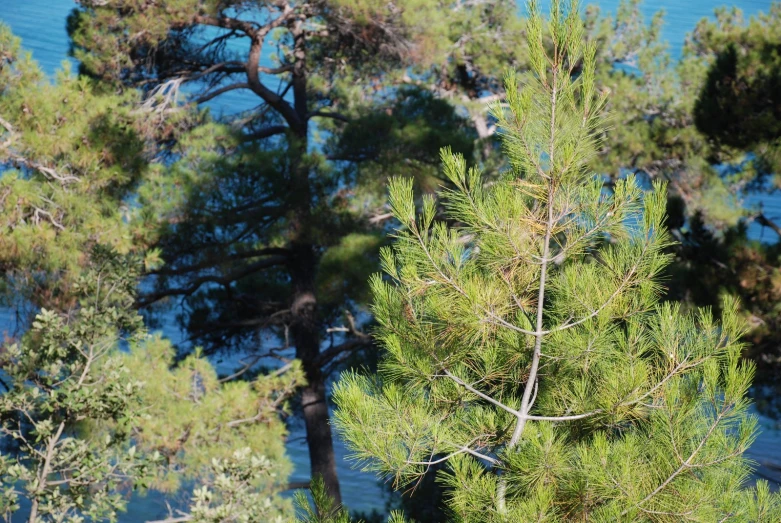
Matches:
[333,2,781,521]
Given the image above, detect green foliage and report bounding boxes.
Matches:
[295,476,353,523]
[586,0,726,227]
[329,87,477,196]
[0,246,302,522]
[576,1,781,416]
[130,120,359,346]
[23,0,781,516]
[318,234,386,309]
[294,475,411,523]
[121,336,302,505]
[0,31,302,516]
[182,448,288,523]
[0,249,156,522]
[70,0,407,86]
[334,2,781,521]
[0,23,187,312]
[67,0,486,501]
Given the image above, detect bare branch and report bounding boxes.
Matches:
[242,125,288,141]
[442,369,521,417]
[4,154,80,184]
[149,248,290,277]
[192,14,259,36]
[753,212,781,238]
[31,207,65,231]
[317,338,371,369]
[258,64,294,75]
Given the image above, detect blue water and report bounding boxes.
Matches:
[1,0,780,520]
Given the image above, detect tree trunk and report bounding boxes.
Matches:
[285,19,341,504]
[300,370,342,503]
[289,244,342,505]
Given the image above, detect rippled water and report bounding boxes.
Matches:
[2,0,780,519]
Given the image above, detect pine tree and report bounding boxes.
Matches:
[66,0,480,501]
[333,2,781,520]
[692,3,781,176]
[0,22,185,314]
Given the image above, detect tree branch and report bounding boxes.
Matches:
[137,255,288,307]
[754,212,781,238]
[195,82,251,104]
[285,481,311,491]
[442,368,604,422]
[406,445,499,467]
[259,64,295,75]
[317,337,371,368]
[497,61,559,514]
[185,309,290,346]
[149,248,290,277]
[620,408,729,516]
[242,125,288,141]
[307,110,351,123]
[242,8,303,130]
[192,14,258,35]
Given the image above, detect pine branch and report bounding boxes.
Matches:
[621,407,730,516]
[332,3,768,519]
[405,445,499,467]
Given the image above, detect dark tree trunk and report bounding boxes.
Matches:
[283,18,341,504]
[289,243,342,505]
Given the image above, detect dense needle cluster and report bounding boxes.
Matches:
[334,2,781,520]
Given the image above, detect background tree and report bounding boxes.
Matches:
[334,2,781,520]
[66,0,484,502]
[585,1,781,415]
[587,1,781,229]
[686,4,781,414]
[0,22,178,317]
[692,3,781,177]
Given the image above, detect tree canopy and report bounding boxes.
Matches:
[334,2,781,520]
